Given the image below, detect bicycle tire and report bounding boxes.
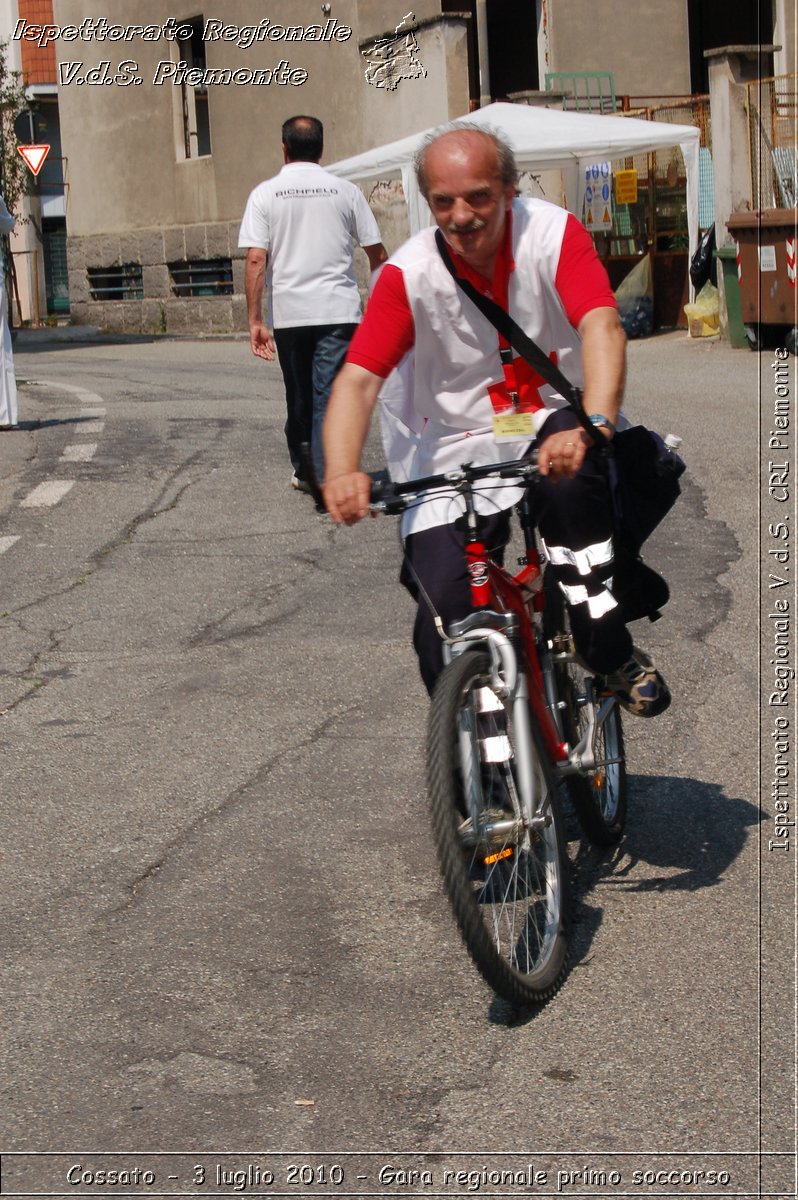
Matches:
[555,654,627,845]
[427,649,570,1007]
[542,573,627,845]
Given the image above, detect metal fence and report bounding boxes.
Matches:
[748,73,798,209]
[545,71,618,113]
[603,96,712,255]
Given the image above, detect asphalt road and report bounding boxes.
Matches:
[0,329,790,1196]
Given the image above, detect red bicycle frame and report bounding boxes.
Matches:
[463,510,570,768]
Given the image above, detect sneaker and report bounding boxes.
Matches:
[290,473,310,493]
[605,646,671,718]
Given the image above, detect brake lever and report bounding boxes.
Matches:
[498,451,539,481]
[369,476,405,515]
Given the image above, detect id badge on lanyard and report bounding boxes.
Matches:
[493,405,535,442]
[489,316,536,442]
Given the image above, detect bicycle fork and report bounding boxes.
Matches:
[443,485,552,838]
[445,626,552,838]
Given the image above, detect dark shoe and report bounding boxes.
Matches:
[290,473,310,494]
[606,646,671,717]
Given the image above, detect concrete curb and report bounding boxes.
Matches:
[12,326,250,347]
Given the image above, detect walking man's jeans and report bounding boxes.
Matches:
[273,323,358,482]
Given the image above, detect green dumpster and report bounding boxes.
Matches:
[714,245,748,349]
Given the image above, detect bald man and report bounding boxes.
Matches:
[322,126,669,717]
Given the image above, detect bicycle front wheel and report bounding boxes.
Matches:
[427,649,570,1007]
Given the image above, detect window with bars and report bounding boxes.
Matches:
[87,264,144,300]
[168,258,233,297]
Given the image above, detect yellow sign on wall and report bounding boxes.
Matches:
[615,169,639,205]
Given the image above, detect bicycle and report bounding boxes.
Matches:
[368,452,627,1007]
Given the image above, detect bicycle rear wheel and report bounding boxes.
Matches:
[543,570,627,846]
[556,654,627,845]
[427,649,570,1007]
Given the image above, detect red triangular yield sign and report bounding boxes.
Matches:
[18,144,50,175]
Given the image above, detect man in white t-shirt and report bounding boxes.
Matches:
[239,115,387,487]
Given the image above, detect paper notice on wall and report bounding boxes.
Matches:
[583,162,613,232]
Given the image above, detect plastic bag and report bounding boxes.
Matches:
[614,254,654,339]
[689,223,717,291]
[684,281,720,338]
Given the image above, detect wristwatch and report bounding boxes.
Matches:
[587,413,616,436]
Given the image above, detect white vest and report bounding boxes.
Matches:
[379,197,585,535]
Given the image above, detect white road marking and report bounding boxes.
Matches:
[21,481,75,507]
[0,535,20,554]
[60,443,98,462]
[27,380,107,409]
[8,380,109,535]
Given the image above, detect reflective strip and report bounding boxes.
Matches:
[558,581,618,618]
[476,689,510,760]
[481,734,512,763]
[542,535,614,577]
[477,686,503,713]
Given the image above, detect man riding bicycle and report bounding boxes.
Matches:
[322,125,670,718]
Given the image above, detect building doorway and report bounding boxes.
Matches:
[443,0,539,102]
[688,0,775,92]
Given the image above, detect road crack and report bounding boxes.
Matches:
[0,456,205,713]
[91,458,202,567]
[106,710,352,915]
[0,628,69,716]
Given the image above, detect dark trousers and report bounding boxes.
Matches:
[400,510,512,694]
[273,323,358,481]
[401,411,633,694]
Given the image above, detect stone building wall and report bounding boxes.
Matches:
[53,3,469,333]
[67,221,247,335]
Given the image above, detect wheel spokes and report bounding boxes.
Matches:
[465,795,559,978]
[431,650,568,1002]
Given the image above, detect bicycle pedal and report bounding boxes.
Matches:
[548,632,575,656]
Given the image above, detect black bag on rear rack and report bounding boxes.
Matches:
[605,426,685,622]
[608,425,685,555]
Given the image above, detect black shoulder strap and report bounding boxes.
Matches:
[434,228,605,449]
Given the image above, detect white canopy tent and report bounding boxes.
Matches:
[329,101,701,267]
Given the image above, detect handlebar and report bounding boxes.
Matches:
[368,451,540,515]
[299,442,539,517]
